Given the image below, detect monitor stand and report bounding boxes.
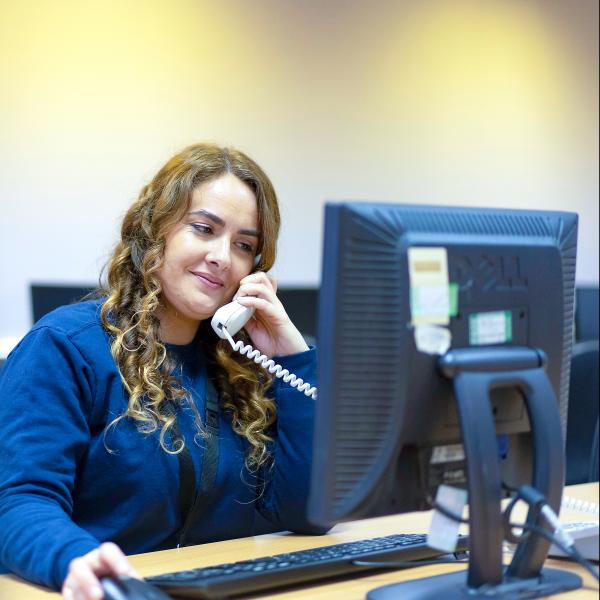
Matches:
[367,346,582,600]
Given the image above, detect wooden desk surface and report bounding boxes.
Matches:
[1,483,598,599]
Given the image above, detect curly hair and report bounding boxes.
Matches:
[100,143,281,469]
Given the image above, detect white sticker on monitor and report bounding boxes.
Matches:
[408,247,450,326]
[427,485,467,553]
[414,324,451,355]
[469,311,513,345]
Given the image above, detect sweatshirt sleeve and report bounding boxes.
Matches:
[0,327,102,589]
[257,347,329,534]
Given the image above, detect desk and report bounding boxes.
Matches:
[1,483,597,599]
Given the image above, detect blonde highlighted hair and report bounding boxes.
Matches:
[100,143,281,469]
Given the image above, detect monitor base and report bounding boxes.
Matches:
[366,567,582,599]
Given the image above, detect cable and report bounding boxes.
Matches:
[510,520,599,583]
[431,500,469,525]
[221,327,317,399]
[351,556,469,569]
[435,486,599,584]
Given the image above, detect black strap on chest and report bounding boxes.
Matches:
[162,378,220,549]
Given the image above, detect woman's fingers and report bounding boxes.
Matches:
[234,271,308,355]
[97,542,137,577]
[239,272,277,293]
[62,543,137,600]
[63,555,104,600]
[235,282,278,303]
[235,295,275,316]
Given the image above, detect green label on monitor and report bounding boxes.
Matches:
[469,311,512,345]
[448,283,458,317]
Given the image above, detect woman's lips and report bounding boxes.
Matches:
[192,272,224,289]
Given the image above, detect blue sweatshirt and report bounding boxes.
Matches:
[0,300,323,590]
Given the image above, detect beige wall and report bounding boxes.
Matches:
[0,0,598,338]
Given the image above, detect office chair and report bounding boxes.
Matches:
[565,340,600,484]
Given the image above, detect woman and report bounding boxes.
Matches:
[0,143,322,600]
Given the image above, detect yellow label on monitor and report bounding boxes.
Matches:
[408,247,450,326]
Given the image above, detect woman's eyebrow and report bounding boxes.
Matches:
[190,208,225,226]
[190,209,259,238]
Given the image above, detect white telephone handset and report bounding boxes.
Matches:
[211,301,255,339]
[211,301,317,399]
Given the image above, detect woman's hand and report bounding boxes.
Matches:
[62,542,138,600]
[234,272,309,357]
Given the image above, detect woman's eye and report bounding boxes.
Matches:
[237,241,255,253]
[191,223,212,234]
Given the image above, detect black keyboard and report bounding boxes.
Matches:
[146,533,469,598]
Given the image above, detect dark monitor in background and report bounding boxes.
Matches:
[575,286,599,342]
[309,202,580,598]
[30,283,95,324]
[30,283,318,340]
[277,287,318,343]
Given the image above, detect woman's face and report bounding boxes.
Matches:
[156,172,259,343]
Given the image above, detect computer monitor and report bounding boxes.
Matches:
[30,283,95,324]
[309,202,580,598]
[277,287,319,344]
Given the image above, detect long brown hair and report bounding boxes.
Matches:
[100,143,281,469]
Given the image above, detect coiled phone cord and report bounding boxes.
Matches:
[221,327,318,400]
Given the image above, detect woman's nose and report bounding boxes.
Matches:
[206,238,231,269]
